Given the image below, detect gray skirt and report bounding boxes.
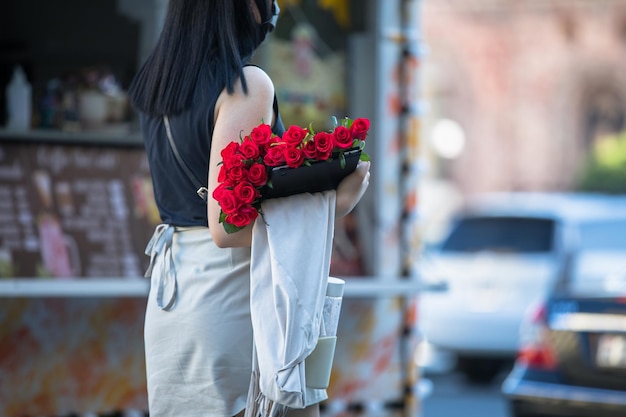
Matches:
[144,225,253,417]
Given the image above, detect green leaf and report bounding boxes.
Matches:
[219,211,227,223]
[224,222,244,234]
[308,122,316,135]
[340,152,346,169]
[360,151,371,162]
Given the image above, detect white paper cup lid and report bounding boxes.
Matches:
[326,277,345,297]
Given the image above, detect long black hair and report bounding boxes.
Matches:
[128,0,273,117]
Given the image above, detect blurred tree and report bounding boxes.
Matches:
[577,131,626,194]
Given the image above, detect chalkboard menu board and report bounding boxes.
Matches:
[0,137,159,278]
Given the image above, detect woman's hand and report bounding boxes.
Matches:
[335,160,371,218]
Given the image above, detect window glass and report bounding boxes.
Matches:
[441,216,555,254]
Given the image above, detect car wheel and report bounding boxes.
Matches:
[456,356,504,384]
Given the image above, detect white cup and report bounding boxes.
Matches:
[305,336,337,389]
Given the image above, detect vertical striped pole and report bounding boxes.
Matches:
[396,0,423,416]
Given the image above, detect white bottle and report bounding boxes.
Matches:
[6,66,32,131]
[322,277,345,337]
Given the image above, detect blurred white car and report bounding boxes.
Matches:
[416,192,626,383]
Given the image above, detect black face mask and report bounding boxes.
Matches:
[256,0,280,44]
[265,0,280,33]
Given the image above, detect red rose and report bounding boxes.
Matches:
[212,182,229,202]
[221,142,240,160]
[217,164,228,183]
[217,189,241,214]
[350,118,370,140]
[302,140,317,159]
[234,182,259,205]
[333,126,353,149]
[248,162,268,186]
[217,117,371,234]
[314,132,334,160]
[250,124,273,146]
[240,140,260,160]
[284,146,305,168]
[223,152,245,170]
[226,205,259,227]
[283,125,309,146]
[264,144,286,167]
[227,166,248,183]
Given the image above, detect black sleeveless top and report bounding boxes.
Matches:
[140,71,285,227]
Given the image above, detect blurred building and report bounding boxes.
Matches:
[421,0,626,194]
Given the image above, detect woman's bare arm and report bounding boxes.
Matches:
[208,66,275,248]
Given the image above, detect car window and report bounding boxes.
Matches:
[441,216,555,253]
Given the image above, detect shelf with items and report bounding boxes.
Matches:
[0,126,143,146]
[0,136,158,283]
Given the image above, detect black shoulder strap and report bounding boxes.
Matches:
[163,115,209,203]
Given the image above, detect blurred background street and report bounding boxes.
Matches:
[422,371,510,417]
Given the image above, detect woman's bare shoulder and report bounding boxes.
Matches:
[216,66,274,113]
[215,67,275,130]
[242,65,274,93]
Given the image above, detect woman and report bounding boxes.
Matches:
[128,1,370,416]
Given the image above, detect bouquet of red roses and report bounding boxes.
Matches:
[213,117,370,233]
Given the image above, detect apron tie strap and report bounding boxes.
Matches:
[144,224,177,311]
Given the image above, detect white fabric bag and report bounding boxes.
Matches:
[245,191,336,417]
